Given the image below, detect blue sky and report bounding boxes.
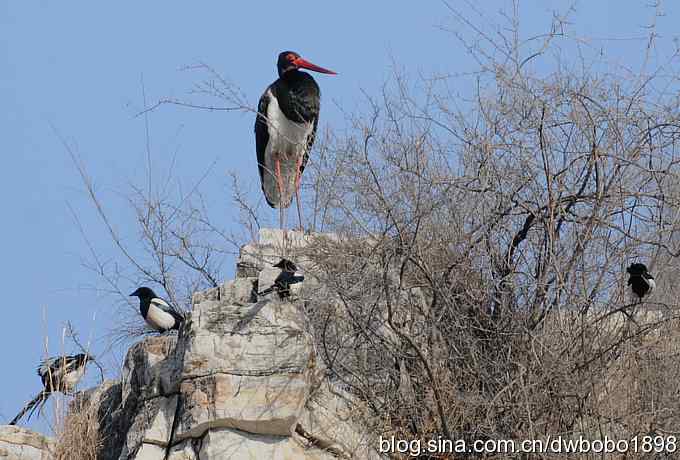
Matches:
[1,1,678,433]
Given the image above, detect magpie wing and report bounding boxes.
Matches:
[150,297,185,323]
[37,356,76,378]
[37,355,80,387]
[37,357,60,379]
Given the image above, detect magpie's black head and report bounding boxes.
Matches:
[627,263,649,276]
[74,353,93,365]
[276,51,337,78]
[130,286,156,299]
[273,258,297,272]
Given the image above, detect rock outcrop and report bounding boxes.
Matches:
[23,229,378,460]
[0,426,53,460]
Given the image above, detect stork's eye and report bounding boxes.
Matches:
[287,53,296,61]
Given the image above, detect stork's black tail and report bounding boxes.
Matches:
[9,391,50,426]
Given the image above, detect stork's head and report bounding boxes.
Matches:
[277,51,337,77]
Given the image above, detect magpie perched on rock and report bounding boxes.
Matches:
[259,258,305,299]
[10,353,92,425]
[627,263,656,301]
[130,287,184,333]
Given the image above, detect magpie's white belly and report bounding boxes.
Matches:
[647,278,656,294]
[289,276,303,298]
[629,278,655,298]
[262,90,313,208]
[146,304,176,331]
[62,367,86,390]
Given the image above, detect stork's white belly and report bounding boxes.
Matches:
[263,90,313,208]
[146,304,176,331]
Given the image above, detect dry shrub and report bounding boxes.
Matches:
[53,396,102,460]
[293,4,680,457]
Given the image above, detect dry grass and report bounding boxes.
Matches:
[52,396,102,460]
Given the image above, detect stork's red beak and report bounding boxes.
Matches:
[293,57,337,75]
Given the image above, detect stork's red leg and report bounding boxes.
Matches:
[294,157,304,231]
[295,184,303,232]
[275,158,285,231]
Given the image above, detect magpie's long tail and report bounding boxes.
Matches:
[258,286,274,296]
[9,391,49,426]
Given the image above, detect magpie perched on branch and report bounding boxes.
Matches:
[258,258,305,299]
[627,263,656,301]
[10,353,92,425]
[130,287,184,333]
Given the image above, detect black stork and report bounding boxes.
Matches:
[254,51,336,230]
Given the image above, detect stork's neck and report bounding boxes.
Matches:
[282,69,316,85]
[273,70,320,125]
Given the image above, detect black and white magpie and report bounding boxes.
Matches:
[258,258,305,299]
[10,353,92,425]
[130,287,184,333]
[627,263,656,301]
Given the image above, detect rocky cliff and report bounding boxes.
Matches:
[0,426,53,460]
[0,230,380,460]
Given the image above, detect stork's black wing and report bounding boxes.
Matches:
[300,115,318,176]
[254,87,271,185]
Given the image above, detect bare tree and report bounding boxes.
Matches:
[293,2,680,456]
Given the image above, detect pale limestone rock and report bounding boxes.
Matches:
[118,336,180,460]
[258,264,282,298]
[0,425,53,460]
[131,439,200,460]
[197,428,337,460]
[296,381,380,460]
[237,241,276,277]
[53,229,380,459]
[121,335,181,401]
[121,394,178,459]
[140,395,178,446]
[221,278,258,304]
[237,228,322,278]
[191,286,220,304]
[177,296,315,439]
[166,440,199,460]
[133,443,166,460]
[178,371,310,438]
[182,299,310,378]
[190,278,258,306]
